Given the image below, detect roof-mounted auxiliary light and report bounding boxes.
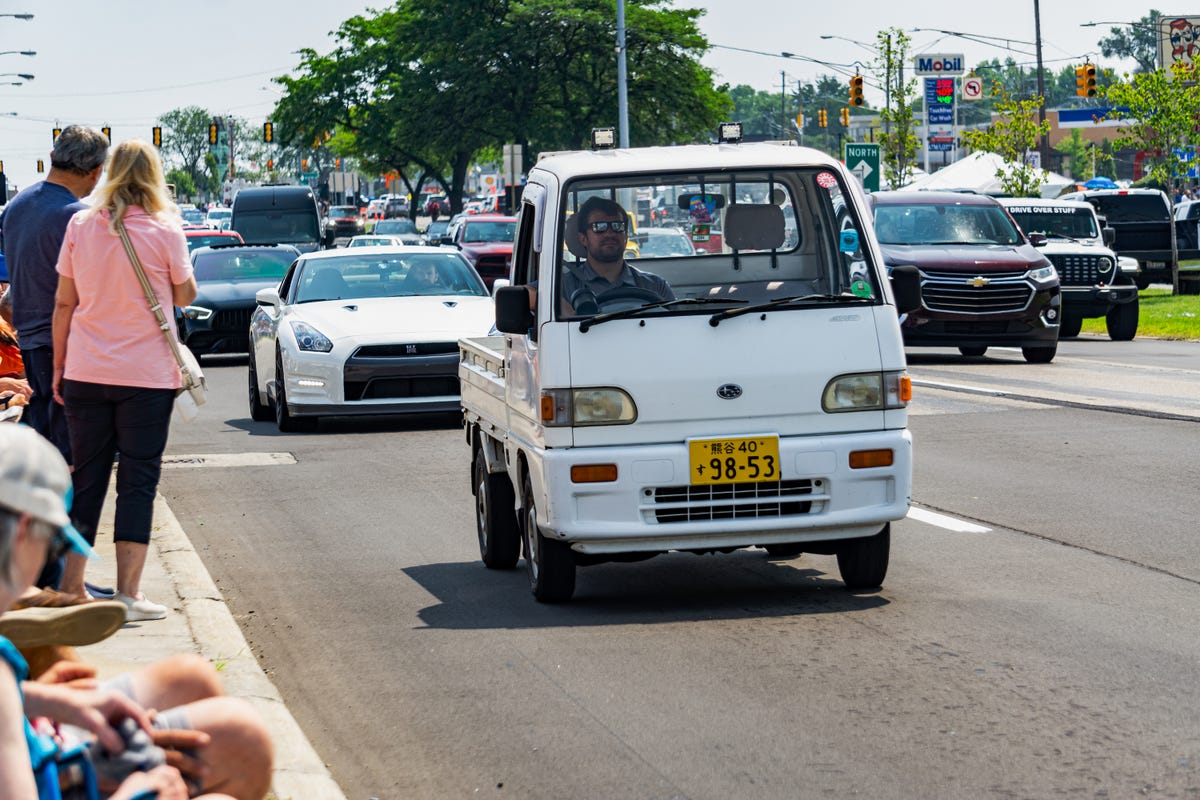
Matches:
[717,122,743,144]
[591,127,616,150]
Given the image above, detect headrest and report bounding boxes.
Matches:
[724,204,786,251]
[563,214,588,258]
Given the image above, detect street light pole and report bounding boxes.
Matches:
[616,0,629,148]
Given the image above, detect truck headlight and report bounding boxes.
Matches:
[289,321,333,352]
[1026,264,1058,284]
[540,388,637,426]
[822,371,911,413]
[182,305,213,320]
[1096,256,1114,275]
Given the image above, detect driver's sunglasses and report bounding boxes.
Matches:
[588,220,627,234]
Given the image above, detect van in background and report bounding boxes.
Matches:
[230,186,322,254]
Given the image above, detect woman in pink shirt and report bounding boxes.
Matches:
[50,139,197,622]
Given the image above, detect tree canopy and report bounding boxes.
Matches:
[1098,11,1163,73]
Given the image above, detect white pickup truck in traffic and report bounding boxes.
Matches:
[459,127,923,602]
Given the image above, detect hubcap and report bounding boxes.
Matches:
[475,459,488,550]
[525,501,539,582]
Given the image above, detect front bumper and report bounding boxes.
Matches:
[282,346,461,417]
[901,286,1060,348]
[1061,284,1138,318]
[521,429,912,554]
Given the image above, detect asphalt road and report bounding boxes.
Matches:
[159,338,1200,799]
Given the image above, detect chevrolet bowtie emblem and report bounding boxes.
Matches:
[967,276,990,287]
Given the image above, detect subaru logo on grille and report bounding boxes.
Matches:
[968,276,990,287]
[406,344,418,354]
[716,383,743,399]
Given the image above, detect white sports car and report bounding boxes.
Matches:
[248,245,495,431]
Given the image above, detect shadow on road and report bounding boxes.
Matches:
[225,411,462,436]
[404,551,889,630]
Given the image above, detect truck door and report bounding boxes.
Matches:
[505,183,546,435]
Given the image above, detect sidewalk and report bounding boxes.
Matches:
[76,488,346,800]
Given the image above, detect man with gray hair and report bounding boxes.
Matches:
[0,125,108,466]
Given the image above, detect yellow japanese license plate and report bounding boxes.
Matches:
[688,436,781,485]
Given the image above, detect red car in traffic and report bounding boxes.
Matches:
[444,214,516,288]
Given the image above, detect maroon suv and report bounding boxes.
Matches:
[870,191,1061,363]
[447,214,516,288]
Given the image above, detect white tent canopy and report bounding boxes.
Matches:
[898,151,1074,198]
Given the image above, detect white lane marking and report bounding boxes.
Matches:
[912,378,1008,397]
[161,452,297,469]
[907,506,991,533]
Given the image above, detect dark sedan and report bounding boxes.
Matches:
[178,244,299,354]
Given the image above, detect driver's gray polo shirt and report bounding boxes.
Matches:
[561,260,676,304]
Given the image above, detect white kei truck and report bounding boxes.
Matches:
[458,127,923,602]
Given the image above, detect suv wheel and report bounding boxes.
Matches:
[1021,344,1057,364]
[1059,315,1083,338]
[1106,296,1138,341]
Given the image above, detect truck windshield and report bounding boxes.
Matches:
[554,168,879,321]
[1087,194,1167,222]
[1006,207,1099,239]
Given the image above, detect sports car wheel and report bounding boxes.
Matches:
[248,353,272,422]
[522,473,575,603]
[274,353,316,433]
[475,447,520,569]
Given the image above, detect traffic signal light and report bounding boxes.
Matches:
[101,126,111,144]
[37,159,44,173]
[1083,64,1097,96]
[850,75,864,107]
[840,108,850,127]
[152,126,161,147]
[1075,65,1086,96]
[301,158,308,171]
[335,157,342,169]
[267,159,274,171]
[263,122,273,143]
[0,160,4,173]
[818,109,828,128]
[208,123,218,145]
[52,127,61,142]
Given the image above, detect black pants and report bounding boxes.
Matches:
[20,346,72,463]
[62,379,174,546]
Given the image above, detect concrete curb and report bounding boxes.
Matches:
[152,495,347,800]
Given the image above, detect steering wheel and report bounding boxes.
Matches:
[592,286,665,311]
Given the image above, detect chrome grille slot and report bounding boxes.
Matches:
[649,479,824,523]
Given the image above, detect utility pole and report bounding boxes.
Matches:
[616,0,629,148]
[1033,0,1049,169]
[781,71,788,139]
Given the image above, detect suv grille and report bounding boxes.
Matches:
[1046,254,1104,286]
[649,479,823,524]
[921,270,1033,314]
[211,308,253,333]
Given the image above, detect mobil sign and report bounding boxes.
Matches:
[914,53,965,76]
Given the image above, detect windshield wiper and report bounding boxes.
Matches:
[578,297,748,332]
[708,293,869,327]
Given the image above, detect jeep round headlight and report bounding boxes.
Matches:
[1097,256,1114,274]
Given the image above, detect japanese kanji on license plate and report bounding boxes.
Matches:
[688,436,780,485]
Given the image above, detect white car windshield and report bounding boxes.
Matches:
[294,252,488,302]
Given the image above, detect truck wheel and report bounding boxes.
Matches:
[764,543,804,558]
[958,346,987,357]
[1021,344,1057,364]
[836,523,890,590]
[474,448,520,569]
[522,473,575,602]
[1059,315,1083,338]
[247,353,272,422]
[1106,296,1139,341]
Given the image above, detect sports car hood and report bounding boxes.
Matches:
[292,295,495,341]
[878,243,1046,273]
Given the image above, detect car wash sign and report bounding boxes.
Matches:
[914,53,965,76]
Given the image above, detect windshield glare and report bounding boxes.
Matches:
[294,252,487,302]
[552,168,878,321]
[1006,207,1098,239]
[194,250,294,282]
[874,203,1022,246]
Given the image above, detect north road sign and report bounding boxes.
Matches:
[845,142,880,192]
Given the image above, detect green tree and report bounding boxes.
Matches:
[724,85,785,138]
[158,106,214,196]
[874,28,919,188]
[1053,129,1094,181]
[1098,10,1163,73]
[959,83,1051,197]
[164,168,196,201]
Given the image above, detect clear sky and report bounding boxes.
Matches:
[0,0,1161,193]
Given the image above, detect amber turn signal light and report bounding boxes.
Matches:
[849,449,894,469]
[570,464,618,483]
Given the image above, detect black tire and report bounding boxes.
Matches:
[274,354,316,433]
[763,543,804,558]
[1058,315,1083,338]
[522,473,575,603]
[248,353,272,422]
[836,523,890,590]
[1134,275,1150,290]
[1105,296,1138,341]
[475,447,520,569]
[958,346,987,357]
[1021,344,1057,364]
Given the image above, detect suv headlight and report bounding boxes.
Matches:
[182,305,213,320]
[1026,264,1058,284]
[289,321,333,352]
[1096,256,1114,275]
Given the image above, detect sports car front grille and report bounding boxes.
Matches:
[352,343,459,358]
[921,270,1034,314]
[650,479,821,524]
[344,376,458,401]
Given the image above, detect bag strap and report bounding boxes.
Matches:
[114,218,191,375]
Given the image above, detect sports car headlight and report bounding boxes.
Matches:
[540,388,637,426]
[823,371,911,412]
[1096,256,1114,274]
[182,305,213,320]
[1026,264,1058,284]
[289,321,333,352]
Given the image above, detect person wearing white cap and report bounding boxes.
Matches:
[0,425,274,799]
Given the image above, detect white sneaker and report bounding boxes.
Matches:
[116,592,168,622]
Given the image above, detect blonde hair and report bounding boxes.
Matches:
[88,139,178,232]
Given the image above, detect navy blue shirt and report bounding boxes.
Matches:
[0,182,87,349]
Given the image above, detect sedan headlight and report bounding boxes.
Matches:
[182,305,213,320]
[540,388,637,426]
[822,371,911,413]
[289,321,333,352]
[1026,264,1058,284]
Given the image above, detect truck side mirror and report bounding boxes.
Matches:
[495,285,534,334]
[1102,226,1116,246]
[889,265,921,314]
